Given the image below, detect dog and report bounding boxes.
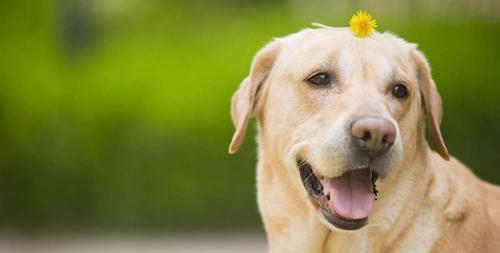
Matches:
[228,27,500,252]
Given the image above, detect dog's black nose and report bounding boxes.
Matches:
[351,116,396,156]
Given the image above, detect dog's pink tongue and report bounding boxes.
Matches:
[321,169,375,220]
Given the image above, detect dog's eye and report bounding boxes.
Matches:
[392,83,408,98]
[307,72,331,86]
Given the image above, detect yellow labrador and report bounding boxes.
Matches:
[228,27,500,253]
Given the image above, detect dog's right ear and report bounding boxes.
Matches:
[228,40,281,154]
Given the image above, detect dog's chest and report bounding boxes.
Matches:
[322,210,440,253]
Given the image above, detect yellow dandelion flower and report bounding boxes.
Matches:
[350,10,377,38]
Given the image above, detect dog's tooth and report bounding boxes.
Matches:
[317,195,329,209]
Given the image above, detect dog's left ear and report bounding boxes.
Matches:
[411,50,450,160]
[228,40,281,154]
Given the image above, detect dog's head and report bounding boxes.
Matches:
[229,28,449,231]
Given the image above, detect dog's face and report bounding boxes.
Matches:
[229,28,448,231]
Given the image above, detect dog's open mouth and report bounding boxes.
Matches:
[298,160,378,230]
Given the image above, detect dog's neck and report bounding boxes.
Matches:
[256,142,442,253]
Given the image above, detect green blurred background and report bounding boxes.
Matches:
[0,0,498,233]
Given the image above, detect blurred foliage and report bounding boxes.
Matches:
[0,0,498,231]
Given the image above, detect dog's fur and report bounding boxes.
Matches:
[229,27,500,253]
